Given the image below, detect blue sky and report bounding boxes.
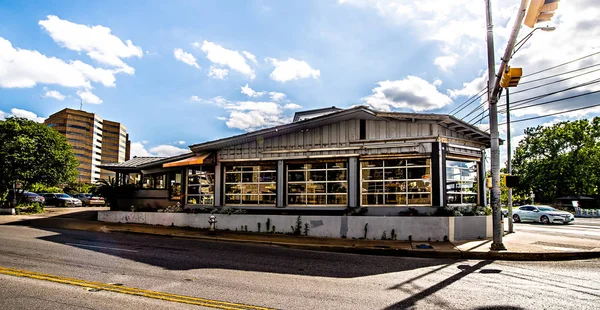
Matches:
[1,0,599,162]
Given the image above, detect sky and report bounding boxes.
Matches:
[1,0,599,165]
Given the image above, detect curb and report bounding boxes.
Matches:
[13,218,600,261]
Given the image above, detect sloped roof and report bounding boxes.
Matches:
[98,152,196,172]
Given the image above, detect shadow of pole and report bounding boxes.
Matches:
[384,260,494,310]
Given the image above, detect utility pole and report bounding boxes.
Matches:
[506,88,514,233]
[485,0,506,251]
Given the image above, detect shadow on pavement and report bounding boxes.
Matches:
[7,209,464,278]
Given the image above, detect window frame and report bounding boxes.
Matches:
[224,163,277,206]
[445,159,479,206]
[286,160,348,207]
[186,166,215,206]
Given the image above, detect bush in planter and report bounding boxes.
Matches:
[435,206,462,216]
[398,207,421,216]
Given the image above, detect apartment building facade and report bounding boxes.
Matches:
[44,108,130,183]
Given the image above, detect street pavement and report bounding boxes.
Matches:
[510,218,600,241]
[0,224,598,309]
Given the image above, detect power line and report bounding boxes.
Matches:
[504,77,600,111]
[501,88,600,114]
[501,67,600,97]
[520,63,600,85]
[522,51,600,78]
[449,87,487,115]
[498,103,600,125]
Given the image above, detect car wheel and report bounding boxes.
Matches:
[513,214,520,223]
[540,215,550,225]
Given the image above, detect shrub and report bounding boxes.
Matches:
[15,202,44,214]
[398,207,420,216]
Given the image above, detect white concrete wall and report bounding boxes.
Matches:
[98,211,491,241]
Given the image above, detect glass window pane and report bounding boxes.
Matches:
[362,168,383,180]
[407,158,428,166]
[241,195,259,204]
[288,171,305,182]
[362,181,384,193]
[259,183,276,194]
[408,180,430,192]
[242,172,257,183]
[225,184,241,194]
[385,181,406,193]
[188,185,200,195]
[327,182,347,193]
[407,193,430,205]
[225,195,240,204]
[385,159,404,167]
[260,164,276,171]
[327,170,346,181]
[260,195,276,205]
[361,160,383,168]
[287,163,305,171]
[327,195,347,205]
[260,172,276,182]
[187,196,200,204]
[327,162,346,169]
[385,194,406,205]
[288,183,305,194]
[384,167,405,180]
[407,167,429,179]
[242,184,258,195]
[288,194,305,205]
[225,173,240,183]
[306,195,326,205]
[308,170,326,182]
[308,182,326,193]
[362,194,383,205]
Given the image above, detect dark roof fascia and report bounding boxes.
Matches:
[189,106,381,152]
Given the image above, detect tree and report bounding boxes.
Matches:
[0,117,78,205]
[512,118,600,203]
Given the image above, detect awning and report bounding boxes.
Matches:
[163,153,211,168]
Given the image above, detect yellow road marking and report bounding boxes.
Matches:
[0,266,275,310]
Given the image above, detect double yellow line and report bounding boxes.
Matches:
[0,266,274,310]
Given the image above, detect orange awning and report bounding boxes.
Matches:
[163,153,211,168]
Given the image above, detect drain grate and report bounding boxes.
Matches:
[533,241,596,250]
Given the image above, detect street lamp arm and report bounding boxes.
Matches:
[512,26,556,58]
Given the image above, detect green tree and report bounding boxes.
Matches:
[0,117,78,205]
[512,118,600,203]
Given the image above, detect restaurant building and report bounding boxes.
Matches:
[99,106,490,215]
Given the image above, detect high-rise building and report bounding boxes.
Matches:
[44,108,130,183]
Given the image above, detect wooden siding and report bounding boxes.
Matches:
[218,119,483,161]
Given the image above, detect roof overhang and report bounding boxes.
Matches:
[163,153,212,168]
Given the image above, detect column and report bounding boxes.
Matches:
[348,157,358,208]
[479,150,487,207]
[214,162,222,207]
[276,160,285,207]
[431,142,441,207]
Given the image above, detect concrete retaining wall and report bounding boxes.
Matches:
[98,211,491,241]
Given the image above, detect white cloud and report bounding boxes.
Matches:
[141,140,149,144]
[433,79,443,87]
[130,141,189,158]
[338,0,516,70]
[42,89,65,100]
[241,84,266,97]
[173,48,200,69]
[449,71,487,99]
[10,108,46,123]
[242,51,257,63]
[267,57,320,82]
[198,41,255,78]
[201,96,290,131]
[190,95,201,102]
[207,66,229,79]
[0,110,6,120]
[38,15,142,73]
[0,37,120,89]
[148,145,189,157]
[77,89,103,104]
[362,76,453,112]
[269,91,286,101]
[177,141,186,145]
[216,116,227,121]
[284,103,302,110]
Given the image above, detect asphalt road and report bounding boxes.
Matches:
[0,224,598,310]
[511,218,600,241]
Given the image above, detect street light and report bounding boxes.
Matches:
[512,26,556,57]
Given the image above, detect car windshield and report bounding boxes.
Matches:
[538,206,556,211]
[56,194,71,198]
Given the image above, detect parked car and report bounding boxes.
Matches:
[40,193,82,207]
[72,194,105,206]
[6,190,45,204]
[512,205,575,224]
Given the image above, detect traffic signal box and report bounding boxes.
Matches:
[500,67,523,88]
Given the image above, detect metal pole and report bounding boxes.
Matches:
[506,88,514,233]
[485,0,506,250]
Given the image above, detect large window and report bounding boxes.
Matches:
[142,174,165,189]
[169,171,182,201]
[287,161,347,206]
[446,160,478,205]
[224,164,276,205]
[361,158,431,206]
[187,166,214,205]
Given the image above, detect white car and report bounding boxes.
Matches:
[513,205,574,224]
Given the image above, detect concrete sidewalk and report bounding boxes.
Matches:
[2,209,599,261]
